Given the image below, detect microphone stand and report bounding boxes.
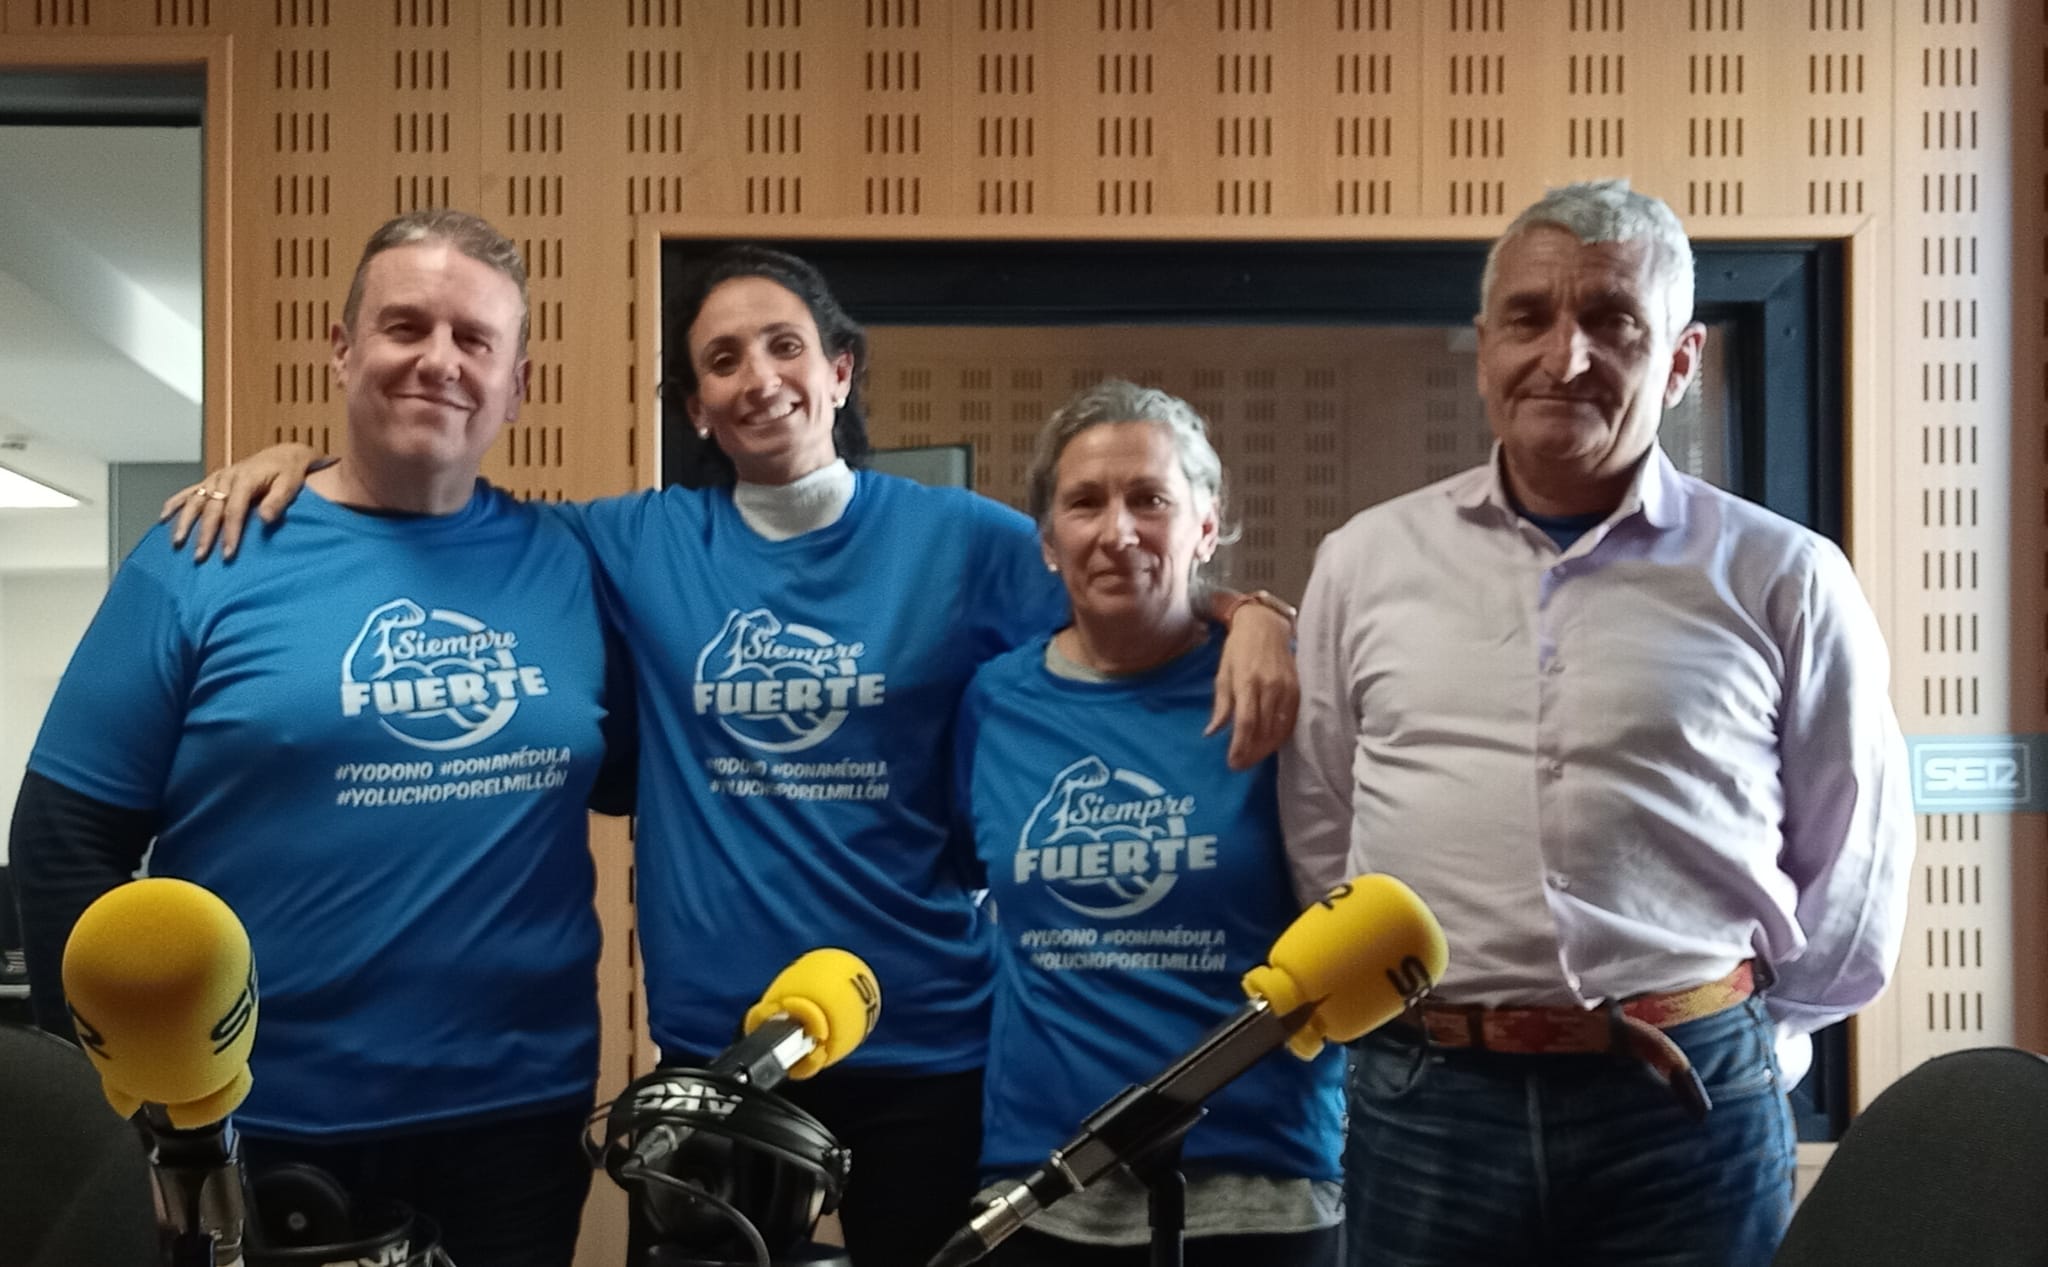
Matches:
[169,1232,221,1267]
[1080,1091,1204,1267]
[1129,1138,1188,1267]
[144,1108,250,1267]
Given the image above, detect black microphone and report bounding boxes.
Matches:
[928,875,1449,1267]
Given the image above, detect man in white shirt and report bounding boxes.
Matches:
[1283,180,1912,1266]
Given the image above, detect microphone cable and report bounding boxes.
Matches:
[614,1156,770,1267]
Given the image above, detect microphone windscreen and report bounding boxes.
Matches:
[1241,874,1448,1059]
[61,878,257,1127]
[740,947,881,1080]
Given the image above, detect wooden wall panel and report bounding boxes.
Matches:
[484,0,625,504]
[5,0,2043,1248]
[1882,0,2015,1079]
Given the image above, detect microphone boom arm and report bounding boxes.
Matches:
[1052,995,1310,1190]
[937,996,1317,1267]
[707,1017,818,1091]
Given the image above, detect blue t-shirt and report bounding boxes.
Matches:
[29,483,615,1138]
[566,472,1065,1071]
[955,634,1344,1183]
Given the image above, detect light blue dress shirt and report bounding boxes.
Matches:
[1282,445,1913,1084]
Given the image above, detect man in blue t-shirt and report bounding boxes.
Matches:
[10,211,629,1267]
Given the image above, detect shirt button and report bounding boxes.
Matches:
[1546,660,1565,676]
[1546,760,1565,779]
[1550,873,1572,890]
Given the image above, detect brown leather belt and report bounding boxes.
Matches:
[1397,962,1758,1121]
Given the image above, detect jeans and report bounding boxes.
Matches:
[241,1102,594,1267]
[1344,998,1796,1267]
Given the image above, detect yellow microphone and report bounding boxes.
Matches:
[1242,873,1449,1060]
[61,877,260,1265]
[718,947,882,1088]
[929,874,1448,1267]
[62,877,259,1128]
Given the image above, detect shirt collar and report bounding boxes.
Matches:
[1632,444,1685,530]
[1451,442,1686,534]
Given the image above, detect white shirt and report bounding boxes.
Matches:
[1281,445,1913,1083]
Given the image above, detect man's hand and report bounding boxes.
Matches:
[161,444,326,562]
[1207,603,1299,770]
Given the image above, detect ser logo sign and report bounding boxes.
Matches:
[1910,739,2034,811]
[1922,755,2022,793]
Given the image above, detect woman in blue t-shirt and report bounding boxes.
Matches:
[162,249,1300,1267]
[953,380,1344,1266]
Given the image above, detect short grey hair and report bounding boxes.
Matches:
[1024,374,1228,601]
[341,209,530,351]
[1480,180,1695,336]
[1026,377,1235,548]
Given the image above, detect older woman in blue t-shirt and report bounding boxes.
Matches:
[953,380,1344,1267]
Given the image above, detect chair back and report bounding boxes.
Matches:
[0,1023,159,1266]
[1774,1046,2048,1267]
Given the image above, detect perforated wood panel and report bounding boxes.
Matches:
[1877,0,2019,1078]
[5,2,2041,1247]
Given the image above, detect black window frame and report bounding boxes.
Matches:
[0,67,203,126]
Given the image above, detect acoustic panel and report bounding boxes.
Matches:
[1882,0,2016,1076]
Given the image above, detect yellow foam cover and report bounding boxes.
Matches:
[1241,874,1449,1060]
[61,878,258,1127]
[740,947,881,1081]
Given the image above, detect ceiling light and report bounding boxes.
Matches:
[0,462,82,509]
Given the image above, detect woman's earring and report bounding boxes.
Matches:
[695,427,710,440]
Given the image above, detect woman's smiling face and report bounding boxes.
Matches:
[685,275,853,485]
